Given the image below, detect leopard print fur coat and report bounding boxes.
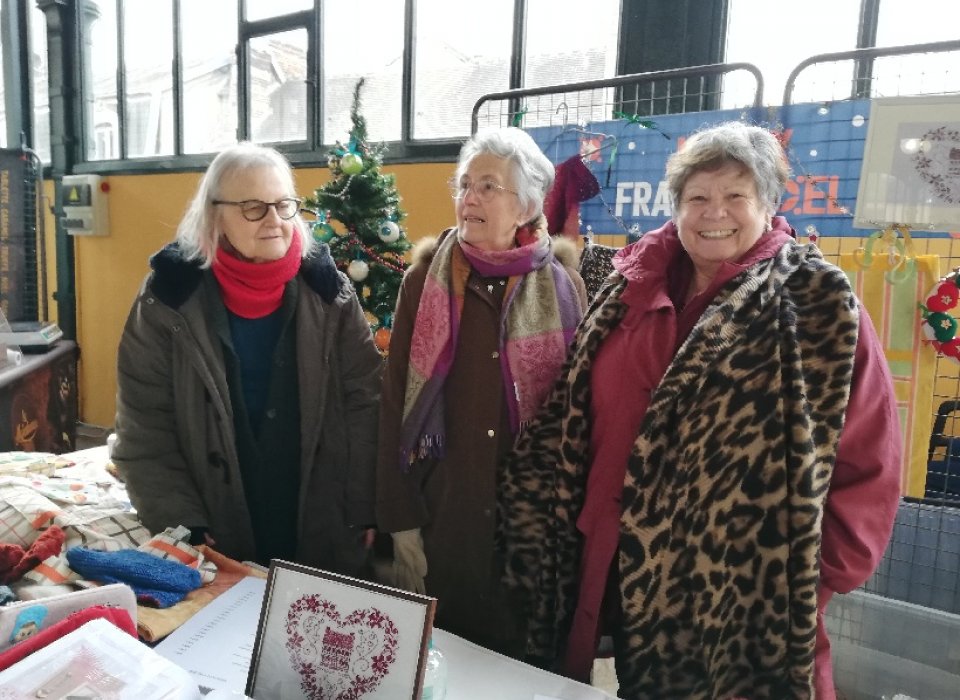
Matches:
[499,240,858,699]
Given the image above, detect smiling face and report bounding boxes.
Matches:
[455,153,530,252]
[216,165,296,263]
[675,162,770,283]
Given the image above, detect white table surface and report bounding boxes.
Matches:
[55,446,617,699]
[433,628,616,700]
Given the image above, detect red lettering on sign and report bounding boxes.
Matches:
[779,175,845,215]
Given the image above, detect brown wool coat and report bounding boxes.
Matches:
[376,228,586,657]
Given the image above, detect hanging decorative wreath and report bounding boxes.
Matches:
[919,269,960,363]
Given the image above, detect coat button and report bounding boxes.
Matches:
[266,408,277,419]
[487,429,495,437]
[145,297,155,304]
[491,351,499,359]
[172,324,180,332]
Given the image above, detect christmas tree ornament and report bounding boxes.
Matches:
[327,154,340,169]
[347,259,370,282]
[378,220,401,243]
[313,222,336,243]
[374,326,392,352]
[340,152,363,175]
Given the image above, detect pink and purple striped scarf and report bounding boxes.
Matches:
[399,228,583,466]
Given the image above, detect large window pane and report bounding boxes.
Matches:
[86,0,118,160]
[322,1,403,144]
[249,29,307,144]
[724,0,860,107]
[30,4,50,162]
[245,0,311,22]
[0,0,6,149]
[525,0,618,88]
[182,0,238,154]
[413,0,513,139]
[123,0,174,157]
[521,0,619,128]
[873,0,960,97]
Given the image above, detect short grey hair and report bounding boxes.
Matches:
[666,121,790,218]
[456,126,554,224]
[176,142,315,267]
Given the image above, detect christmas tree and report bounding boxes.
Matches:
[306,78,411,353]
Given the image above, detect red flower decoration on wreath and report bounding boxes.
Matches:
[927,280,960,312]
[940,338,960,361]
[920,271,960,365]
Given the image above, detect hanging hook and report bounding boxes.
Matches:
[555,102,569,127]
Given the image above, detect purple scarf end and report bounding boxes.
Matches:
[399,435,445,472]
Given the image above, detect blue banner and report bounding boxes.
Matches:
[527,100,953,240]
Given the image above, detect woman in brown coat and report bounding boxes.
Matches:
[376,127,587,658]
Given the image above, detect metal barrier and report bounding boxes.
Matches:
[471,62,763,134]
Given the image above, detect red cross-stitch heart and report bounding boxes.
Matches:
[285,595,399,700]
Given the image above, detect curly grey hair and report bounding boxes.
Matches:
[666,121,791,218]
[176,142,314,267]
[455,126,555,225]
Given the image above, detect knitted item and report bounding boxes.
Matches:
[212,232,302,318]
[66,547,202,608]
[0,526,66,584]
[0,547,22,580]
[543,156,600,237]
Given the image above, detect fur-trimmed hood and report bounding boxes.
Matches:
[146,241,344,310]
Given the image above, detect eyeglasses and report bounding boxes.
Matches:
[449,178,518,202]
[212,197,302,222]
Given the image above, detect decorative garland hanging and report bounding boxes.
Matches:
[852,224,917,285]
[919,269,960,363]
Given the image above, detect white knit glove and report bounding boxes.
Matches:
[391,528,427,594]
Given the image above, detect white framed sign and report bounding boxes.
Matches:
[246,560,436,700]
[854,95,960,231]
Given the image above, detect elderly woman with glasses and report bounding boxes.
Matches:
[376,126,587,658]
[113,142,382,573]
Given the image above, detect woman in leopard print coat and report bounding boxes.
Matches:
[499,122,902,699]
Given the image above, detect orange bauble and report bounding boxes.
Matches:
[374,327,392,353]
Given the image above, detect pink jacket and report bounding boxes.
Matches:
[565,219,901,699]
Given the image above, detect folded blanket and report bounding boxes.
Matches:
[66,547,201,608]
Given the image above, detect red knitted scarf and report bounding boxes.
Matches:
[212,234,302,318]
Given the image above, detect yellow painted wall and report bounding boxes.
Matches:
[54,159,960,430]
[71,162,456,427]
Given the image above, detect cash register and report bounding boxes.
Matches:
[0,320,64,353]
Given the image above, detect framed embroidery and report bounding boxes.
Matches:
[246,560,436,700]
[854,94,960,231]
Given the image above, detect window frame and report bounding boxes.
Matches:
[24,0,894,176]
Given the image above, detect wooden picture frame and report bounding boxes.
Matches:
[246,560,436,700]
[854,94,960,231]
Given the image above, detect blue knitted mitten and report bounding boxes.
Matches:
[66,547,202,608]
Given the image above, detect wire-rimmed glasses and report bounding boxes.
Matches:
[212,197,302,222]
[449,178,518,202]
